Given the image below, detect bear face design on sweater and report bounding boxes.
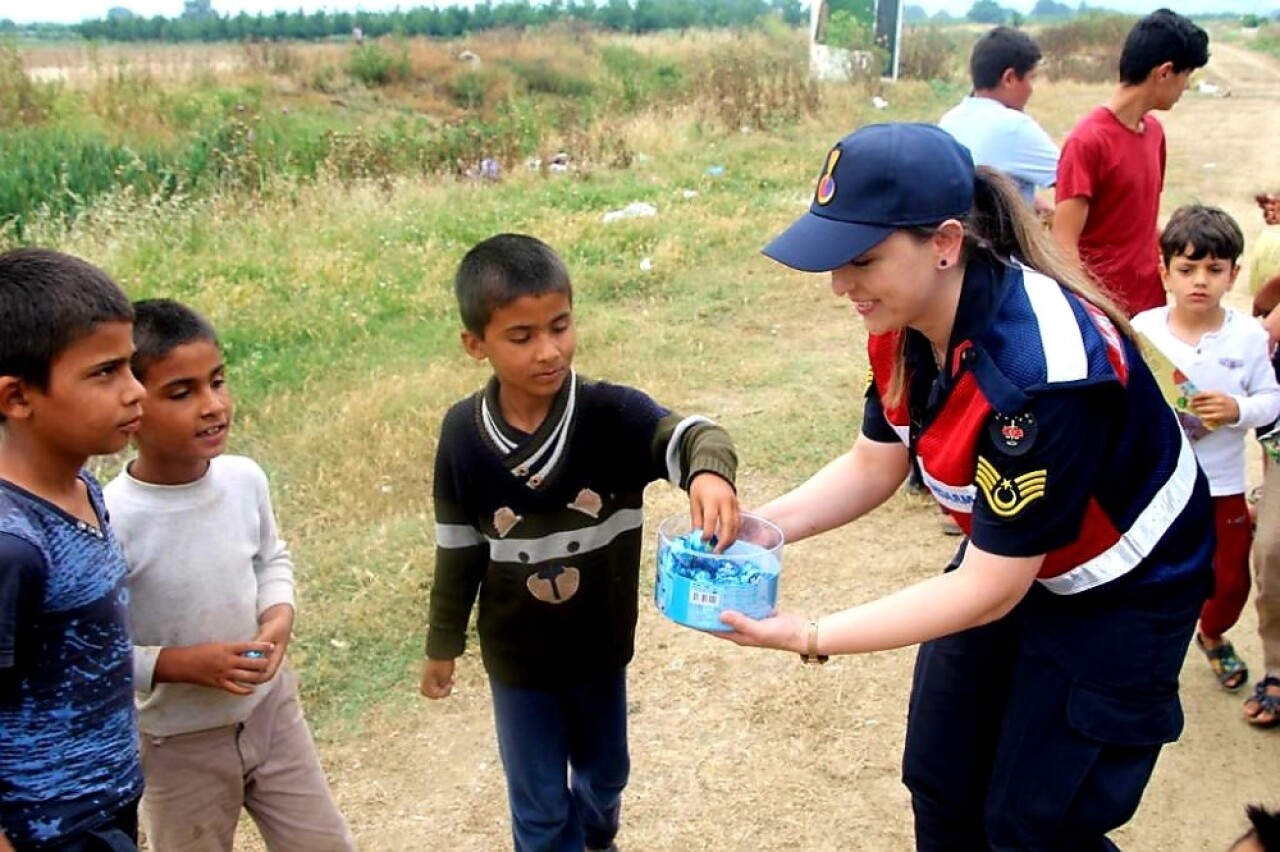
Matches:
[526,564,580,603]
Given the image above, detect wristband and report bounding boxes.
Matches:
[799,617,829,666]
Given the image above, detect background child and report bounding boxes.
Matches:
[103,299,353,851]
[1248,192,1280,728]
[420,233,740,852]
[1132,205,1280,692]
[1053,9,1210,317]
[0,248,145,849]
[938,25,1059,213]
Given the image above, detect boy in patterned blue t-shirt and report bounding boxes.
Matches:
[0,249,146,850]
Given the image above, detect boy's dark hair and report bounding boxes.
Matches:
[131,298,219,380]
[971,27,1041,90]
[1159,204,1245,266]
[0,247,133,390]
[454,233,572,337]
[1118,9,1209,86]
[1233,805,1280,852]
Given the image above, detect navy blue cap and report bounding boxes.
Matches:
[763,123,976,273]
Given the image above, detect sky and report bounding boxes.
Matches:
[5,0,1279,27]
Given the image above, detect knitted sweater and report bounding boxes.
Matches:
[103,455,296,736]
[426,373,737,688]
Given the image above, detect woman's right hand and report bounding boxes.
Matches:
[714,610,807,654]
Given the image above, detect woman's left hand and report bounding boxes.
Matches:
[713,609,807,654]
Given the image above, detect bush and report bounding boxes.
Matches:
[348,42,408,87]
[699,43,820,131]
[1037,13,1134,83]
[505,56,595,98]
[898,26,966,82]
[600,44,688,112]
[0,44,59,126]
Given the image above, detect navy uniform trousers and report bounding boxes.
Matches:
[903,564,1210,852]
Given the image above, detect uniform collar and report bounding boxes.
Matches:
[905,255,1009,382]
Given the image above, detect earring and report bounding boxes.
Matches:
[938,259,948,269]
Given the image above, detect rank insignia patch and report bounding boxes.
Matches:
[988,411,1037,456]
[975,456,1047,518]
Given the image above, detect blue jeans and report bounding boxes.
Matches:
[489,668,630,852]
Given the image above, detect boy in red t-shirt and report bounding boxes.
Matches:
[1053,9,1209,317]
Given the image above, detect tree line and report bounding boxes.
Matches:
[62,0,806,43]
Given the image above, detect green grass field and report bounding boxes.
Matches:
[5,19,1249,740]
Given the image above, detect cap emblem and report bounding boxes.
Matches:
[815,148,841,206]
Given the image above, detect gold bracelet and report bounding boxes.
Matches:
[799,617,829,666]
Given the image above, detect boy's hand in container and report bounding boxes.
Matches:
[154,642,274,695]
[421,658,456,699]
[253,603,295,682]
[689,472,741,553]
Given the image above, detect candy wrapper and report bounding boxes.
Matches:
[1136,331,1216,438]
[654,513,783,631]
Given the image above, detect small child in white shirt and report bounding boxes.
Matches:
[103,299,353,851]
[1132,205,1280,695]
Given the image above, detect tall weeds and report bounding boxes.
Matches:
[1,28,824,235]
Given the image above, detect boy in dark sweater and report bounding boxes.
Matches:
[420,233,740,852]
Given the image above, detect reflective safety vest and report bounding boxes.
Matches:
[869,265,1203,595]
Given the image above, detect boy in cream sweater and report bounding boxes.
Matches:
[104,299,352,851]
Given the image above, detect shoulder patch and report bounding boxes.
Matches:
[988,412,1037,456]
[975,456,1047,518]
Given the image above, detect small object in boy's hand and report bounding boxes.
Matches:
[684,531,717,553]
[242,649,266,659]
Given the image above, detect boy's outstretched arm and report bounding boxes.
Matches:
[652,410,739,548]
[420,658,456,699]
[689,472,740,551]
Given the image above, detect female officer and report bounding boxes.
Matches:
[720,123,1214,851]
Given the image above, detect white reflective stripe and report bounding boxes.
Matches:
[1023,270,1088,383]
[1039,431,1198,594]
[481,400,516,452]
[435,522,486,549]
[528,373,577,485]
[665,416,715,486]
[918,464,976,513]
[489,507,645,563]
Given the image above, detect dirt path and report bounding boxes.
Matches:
[290,42,1280,851]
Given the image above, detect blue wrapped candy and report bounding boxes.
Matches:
[654,513,783,631]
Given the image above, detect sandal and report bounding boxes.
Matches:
[1196,634,1249,691]
[1244,676,1280,728]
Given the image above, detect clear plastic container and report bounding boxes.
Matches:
[654,512,783,631]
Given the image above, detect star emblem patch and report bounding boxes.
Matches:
[988,411,1037,457]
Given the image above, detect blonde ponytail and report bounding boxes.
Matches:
[971,166,1134,339]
